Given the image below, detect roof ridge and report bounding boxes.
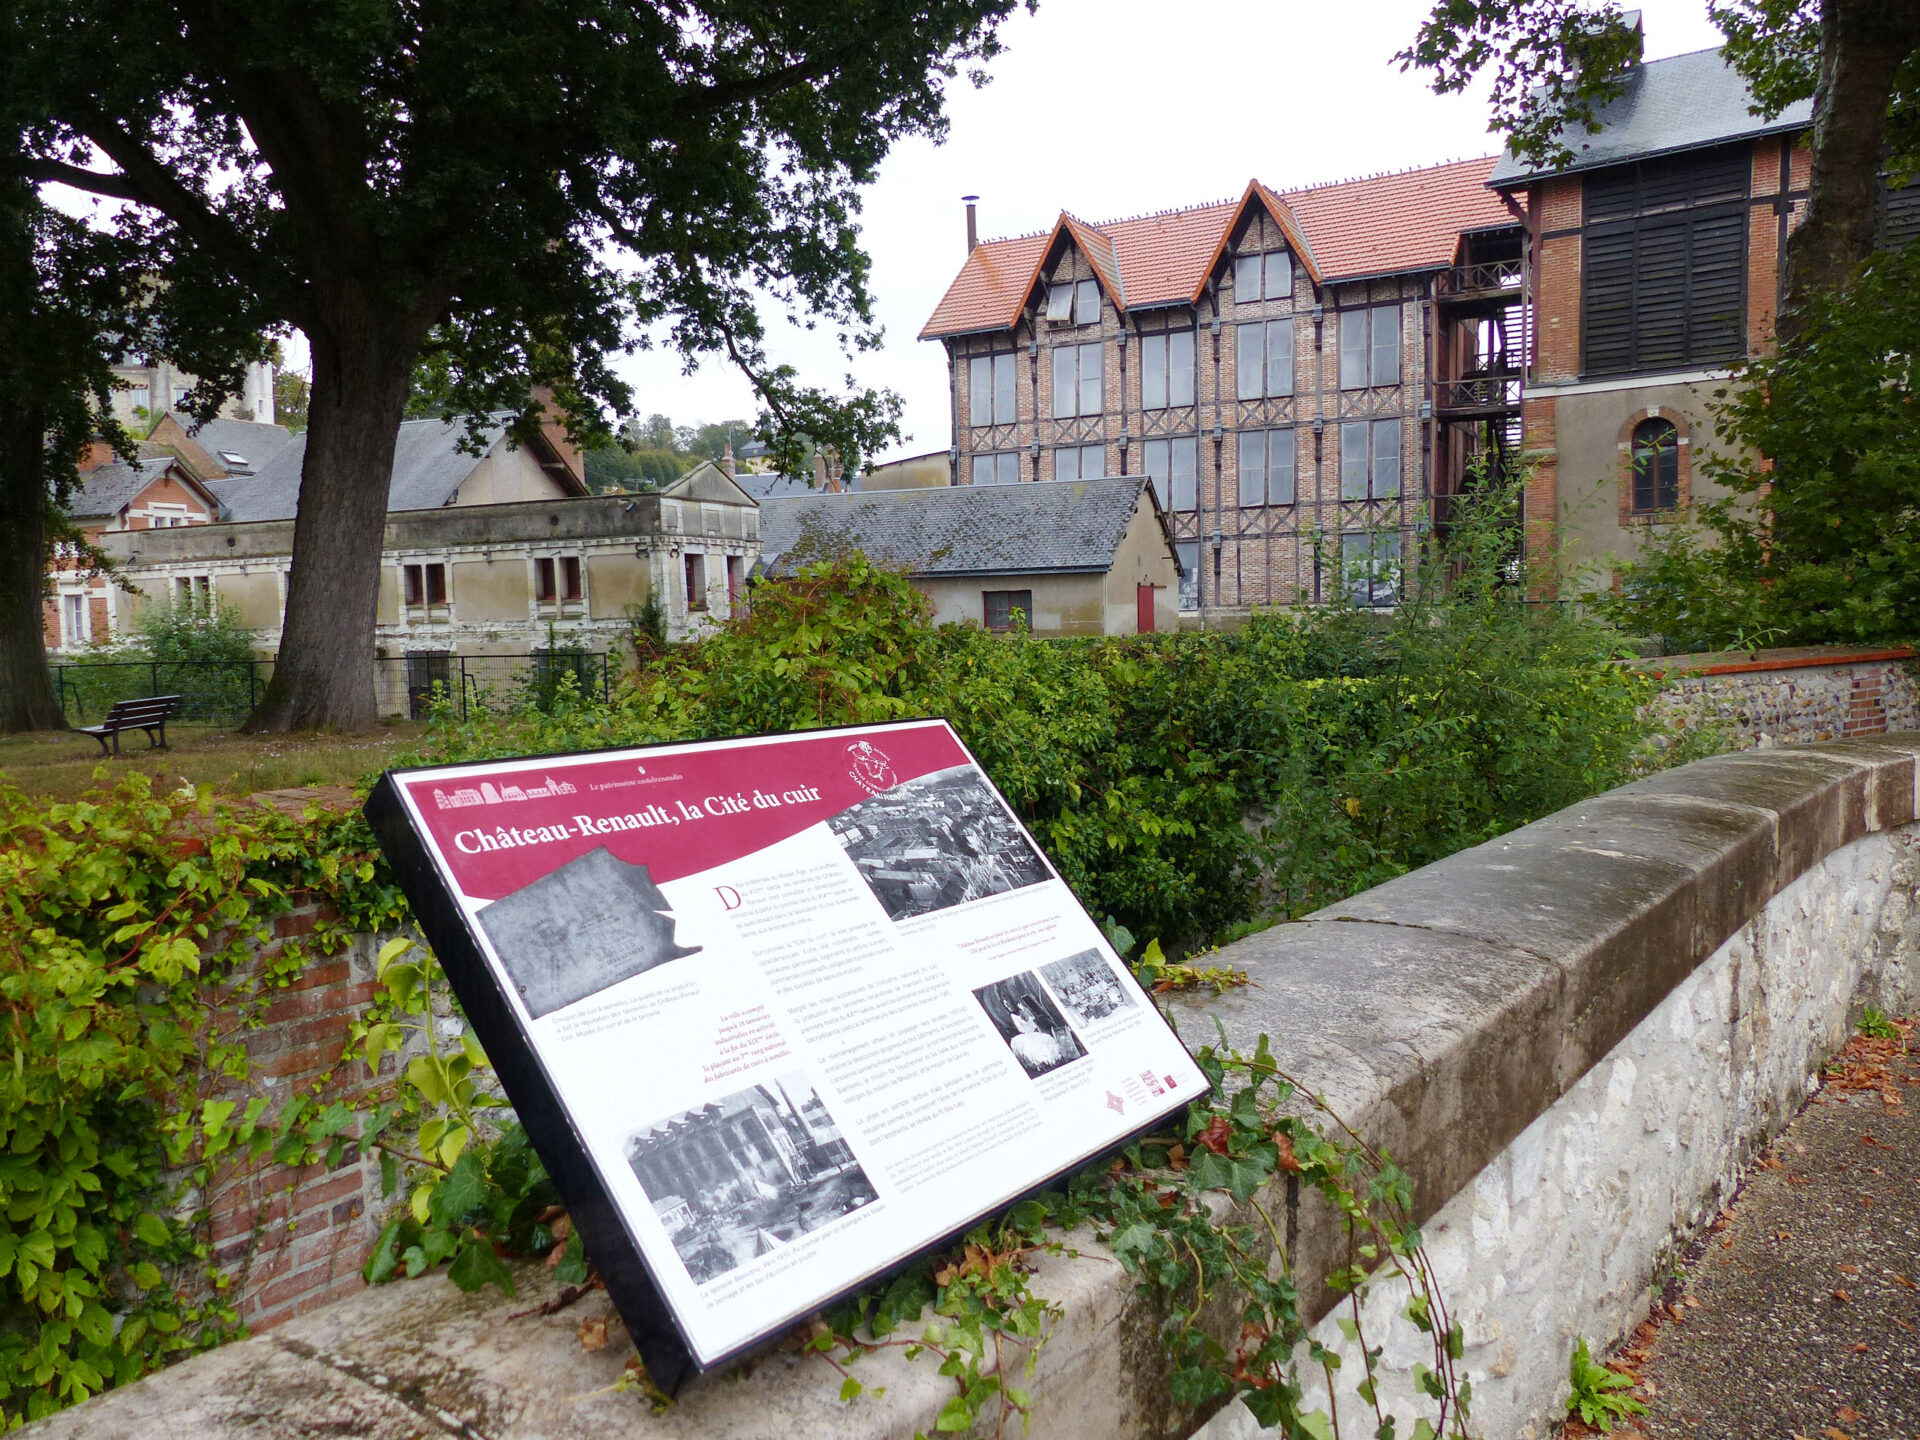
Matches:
[1277,154,1500,195]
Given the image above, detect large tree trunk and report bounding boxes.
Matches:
[1782,0,1920,333]
[0,394,65,732]
[242,294,416,733]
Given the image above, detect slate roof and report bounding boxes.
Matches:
[67,457,206,521]
[921,157,1513,338]
[758,476,1171,578]
[728,469,821,500]
[1488,46,1813,187]
[185,417,297,475]
[205,415,525,523]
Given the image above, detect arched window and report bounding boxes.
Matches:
[1631,419,1680,513]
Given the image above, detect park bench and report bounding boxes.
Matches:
[78,694,181,757]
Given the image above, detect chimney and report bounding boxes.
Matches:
[720,440,735,479]
[77,440,115,473]
[963,195,979,255]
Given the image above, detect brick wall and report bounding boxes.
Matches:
[193,901,398,1333]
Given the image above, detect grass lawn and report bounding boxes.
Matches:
[0,722,429,803]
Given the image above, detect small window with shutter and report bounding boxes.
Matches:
[1046,283,1074,322]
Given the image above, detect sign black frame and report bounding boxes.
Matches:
[363,718,1199,1394]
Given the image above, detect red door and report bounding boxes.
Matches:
[1136,583,1156,634]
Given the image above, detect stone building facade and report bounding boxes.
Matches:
[921,163,1522,618]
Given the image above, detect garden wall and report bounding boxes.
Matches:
[26,736,1920,1440]
[195,900,393,1334]
[1640,644,1917,749]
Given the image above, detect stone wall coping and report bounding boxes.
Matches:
[28,734,1920,1440]
[1632,643,1915,679]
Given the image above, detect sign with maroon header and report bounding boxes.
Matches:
[364,719,1204,1390]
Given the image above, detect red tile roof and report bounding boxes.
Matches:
[920,156,1514,339]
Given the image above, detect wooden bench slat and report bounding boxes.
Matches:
[78,696,183,756]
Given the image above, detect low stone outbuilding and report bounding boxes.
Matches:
[757,475,1181,635]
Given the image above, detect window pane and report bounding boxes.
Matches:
[969,356,991,427]
[1339,310,1369,390]
[1236,322,1264,400]
[1055,447,1080,482]
[1237,431,1265,507]
[1340,534,1369,605]
[1142,438,1169,510]
[1142,333,1168,410]
[1371,305,1401,386]
[998,452,1020,486]
[1268,428,1296,505]
[1265,319,1293,397]
[1079,444,1106,479]
[1046,283,1074,321]
[1340,422,1369,499]
[1078,343,1103,416]
[1076,278,1100,325]
[1170,437,1198,512]
[971,454,993,486]
[1264,252,1291,302]
[1371,418,1402,498]
[993,354,1016,425]
[1169,329,1195,406]
[1052,346,1076,418]
[426,565,447,605]
[1235,254,1262,302]
[1175,542,1200,608]
[1372,534,1402,606]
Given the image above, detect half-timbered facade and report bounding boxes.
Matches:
[922,160,1521,616]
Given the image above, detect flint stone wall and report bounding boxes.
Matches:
[26,737,1920,1440]
[1640,645,1917,750]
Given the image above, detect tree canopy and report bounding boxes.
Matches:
[3,0,1020,729]
[1401,0,1920,317]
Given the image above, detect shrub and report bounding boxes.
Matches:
[0,774,403,1423]
[413,484,1653,947]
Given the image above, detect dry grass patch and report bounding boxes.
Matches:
[0,722,427,802]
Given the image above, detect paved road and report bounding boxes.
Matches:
[1606,1023,1920,1440]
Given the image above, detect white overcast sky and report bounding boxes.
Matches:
[280,0,1724,461]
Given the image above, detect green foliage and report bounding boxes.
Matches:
[0,772,405,1424]
[1859,1004,1900,1040]
[1566,1337,1648,1431]
[416,484,1653,947]
[131,597,255,668]
[1596,242,1920,650]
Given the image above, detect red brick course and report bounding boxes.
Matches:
[177,902,397,1333]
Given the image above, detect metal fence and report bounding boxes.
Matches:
[51,650,618,727]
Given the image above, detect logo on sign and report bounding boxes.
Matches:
[845,741,898,796]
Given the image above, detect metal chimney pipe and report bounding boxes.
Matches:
[963,195,979,254]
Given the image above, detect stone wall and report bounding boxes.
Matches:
[28,737,1920,1440]
[1642,645,1918,750]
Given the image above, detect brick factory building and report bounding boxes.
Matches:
[920,159,1523,618]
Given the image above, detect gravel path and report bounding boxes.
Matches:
[1591,1022,1920,1440]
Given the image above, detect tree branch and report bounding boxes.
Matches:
[22,157,143,203]
[74,120,248,261]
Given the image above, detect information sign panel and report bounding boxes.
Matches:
[365,718,1206,1392]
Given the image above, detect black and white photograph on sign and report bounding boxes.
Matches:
[973,971,1087,1079]
[476,846,701,1019]
[626,1073,878,1287]
[827,763,1052,922]
[1038,949,1136,1027]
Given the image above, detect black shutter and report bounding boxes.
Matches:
[1685,208,1748,362]
[1881,174,1920,250]
[1582,144,1751,377]
[1582,224,1637,375]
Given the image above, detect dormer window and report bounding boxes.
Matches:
[217,449,252,475]
[1046,278,1100,326]
[1234,251,1292,303]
